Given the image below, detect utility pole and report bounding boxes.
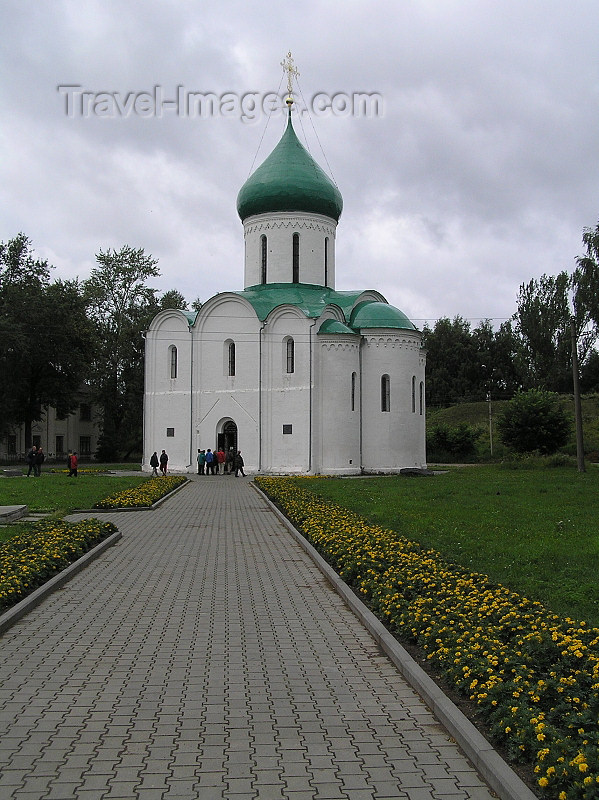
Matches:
[486,391,493,457]
[571,318,586,473]
[482,364,493,457]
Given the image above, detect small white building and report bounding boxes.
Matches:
[143,109,426,474]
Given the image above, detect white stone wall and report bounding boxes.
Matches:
[360,330,427,471]
[191,295,262,472]
[314,335,361,474]
[242,212,337,288]
[144,310,193,472]
[259,306,313,472]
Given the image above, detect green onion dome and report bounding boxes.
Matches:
[237,114,343,222]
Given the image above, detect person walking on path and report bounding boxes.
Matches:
[150,451,159,476]
[68,452,78,477]
[25,445,37,477]
[234,450,245,477]
[159,450,168,476]
[34,447,45,477]
[225,447,235,474]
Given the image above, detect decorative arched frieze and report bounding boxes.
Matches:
[244,217,337,237]
[361,333,422,351]
[319,339,360,352]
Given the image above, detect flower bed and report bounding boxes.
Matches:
[255,476,599,800]
[0,518,117,612]
[93,476,187,509]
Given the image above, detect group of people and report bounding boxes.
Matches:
[149,450,169,476]
[25,445,45,477]
[197,447,245,476]
[24,446,78,477]
[148,447,246,476]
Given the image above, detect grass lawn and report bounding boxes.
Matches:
[295,465,599,626]
[0,471,148,542]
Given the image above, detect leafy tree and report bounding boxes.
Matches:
[572,221,599,378]
[84,246,161,460]
[513,272,573,392]
[0,235,92,446]
[496,389,570,455]
[475,320,526,399]
[158,289,188,311]
[423,316,525,406]
[573,220,599,331]
[422,317,481,405]
[83,246,189,459]
[580,349,599,393]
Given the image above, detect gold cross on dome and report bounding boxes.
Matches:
[281,51,299,97]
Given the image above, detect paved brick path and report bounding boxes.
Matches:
[0,477,496,799]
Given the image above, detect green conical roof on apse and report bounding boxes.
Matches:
[237,112,343,222]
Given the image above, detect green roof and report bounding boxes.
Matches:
[234,283,363,321]
[232,283,416,332]
[182,310,198,326]
[349,301,416,330]
[317,319,357,336]
[236,113,343,222]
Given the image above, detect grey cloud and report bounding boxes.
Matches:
[1,0,598,326]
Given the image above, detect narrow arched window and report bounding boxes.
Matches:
[351,371,356,411]
[324,237,329,287]
[228,342,236,376]
[169,345,177,379]
[261,235,267,284]
[286,338,295,374]
[292,233,300,283]
[419,381,424,415]
[381,374,390,412]
[411,376,416,413]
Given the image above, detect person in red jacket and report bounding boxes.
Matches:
[216,447,226,474]
[68,452,78,477]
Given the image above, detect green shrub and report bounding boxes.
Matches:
[497,389,571,455]
[427,422,482,462]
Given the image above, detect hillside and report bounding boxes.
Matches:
[426,392,599,461]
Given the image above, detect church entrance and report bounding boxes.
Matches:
[218,421,237,456]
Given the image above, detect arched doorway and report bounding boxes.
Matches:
[218,420,237,456]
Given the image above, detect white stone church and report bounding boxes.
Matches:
[143,104,426,475]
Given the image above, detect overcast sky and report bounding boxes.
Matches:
[2,0,598,328]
